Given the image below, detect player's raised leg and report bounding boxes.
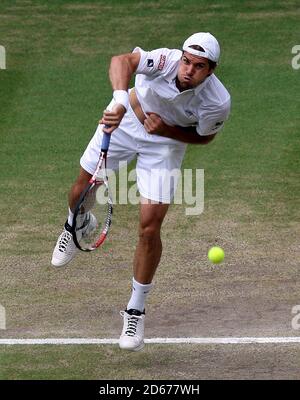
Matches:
[119,198,169,351]
[51,167,92,267]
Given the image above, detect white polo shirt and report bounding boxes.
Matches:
[133,47,231,136]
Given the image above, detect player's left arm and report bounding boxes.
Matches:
[145,96,231,144]
[144,113,216,144]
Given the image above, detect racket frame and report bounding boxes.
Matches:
[72,130,113,252]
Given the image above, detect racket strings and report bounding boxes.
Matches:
[80,181,102,212]
[75,211,95,232]
[72,159,112,251]
[76,180,105,232]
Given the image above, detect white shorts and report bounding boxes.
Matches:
[80,101,187,203]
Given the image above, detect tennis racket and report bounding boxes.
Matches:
[71,127,113,251]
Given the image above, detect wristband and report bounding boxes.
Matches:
[113,90,129,111]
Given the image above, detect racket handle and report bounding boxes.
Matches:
[101,126,111,152]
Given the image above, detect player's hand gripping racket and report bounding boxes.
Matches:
[72,127,113,251]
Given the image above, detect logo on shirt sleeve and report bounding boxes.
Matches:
[158,55,166,70]
[147,59,154,67]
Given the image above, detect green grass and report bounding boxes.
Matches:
[0,0,300,380]
[1,344,300,380]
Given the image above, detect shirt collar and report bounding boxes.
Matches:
[194,75,212,95]
[167,64,180,85]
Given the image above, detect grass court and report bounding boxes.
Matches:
[0,0,300,379]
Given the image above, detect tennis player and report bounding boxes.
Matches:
[51,32,231,351]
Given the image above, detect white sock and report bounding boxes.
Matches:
[127,278,153,313]
[67,208,74,226]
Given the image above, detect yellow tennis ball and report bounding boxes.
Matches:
[208,246,224,264]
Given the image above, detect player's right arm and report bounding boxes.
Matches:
[109,52,141,91]
[100,52,141,133]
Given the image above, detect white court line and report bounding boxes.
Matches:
[0,337,300,345]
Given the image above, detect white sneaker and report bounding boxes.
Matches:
[51,213,97,267]
[51,222,78,267]
[119,309,145,351]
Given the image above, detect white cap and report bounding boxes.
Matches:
[182,32,220,63]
